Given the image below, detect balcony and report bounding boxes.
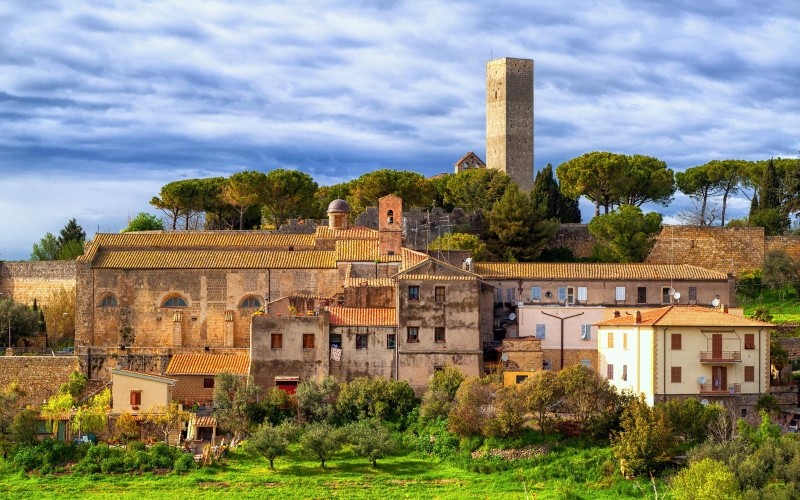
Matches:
[699,351,741,363]
[700,383,741,395]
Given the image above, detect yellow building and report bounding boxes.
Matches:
[596,306,771,417]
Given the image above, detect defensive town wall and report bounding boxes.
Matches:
[0,261,77,306]
[0,356,80,407]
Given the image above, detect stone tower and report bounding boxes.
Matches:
[378,195,402,255]
[486,57,534,192]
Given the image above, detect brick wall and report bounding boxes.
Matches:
[171,375,215,405]
[0,355,80,407]
[0,261,77,306]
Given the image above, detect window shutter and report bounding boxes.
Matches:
[558,287,566,302]
[607,364,614,379]
[744,334,755,349]
[608,332,614,349]
[615,287,626,301]
[580,324,591,340]
[671,333,682,350]
[744,366,755,382]
[535,324,546,339]
[577,287,588,301]
[531,287,541,300]
[671,366,682,383]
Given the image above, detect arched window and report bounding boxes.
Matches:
[162,296,188,308]
[240,297,261,308]
[100,295,118,307]
[387,210,394,224]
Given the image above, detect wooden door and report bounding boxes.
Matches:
[712,366,727,392]
[712,334,722,359]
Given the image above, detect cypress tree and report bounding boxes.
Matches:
[531,164,582,223]
[760,158,780,209]
[749,191,759,218]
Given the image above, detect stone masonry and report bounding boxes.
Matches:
[0,356,80,407]
[0,261,77,306]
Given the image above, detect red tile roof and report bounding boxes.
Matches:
[326,307,397,326]
[165,354,250,376]
[474,263,728,280]
[594,306,773,327]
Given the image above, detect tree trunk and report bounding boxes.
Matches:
[269,458,274,470]
[721,191,729,226]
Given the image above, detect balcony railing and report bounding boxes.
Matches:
[699,351,741,362]
[700,383,741,394]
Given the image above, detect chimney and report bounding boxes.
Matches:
[722,304,728,314]
[634,310,642,323]
[614,310,620,318]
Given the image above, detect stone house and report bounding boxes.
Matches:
[164,353,250,406]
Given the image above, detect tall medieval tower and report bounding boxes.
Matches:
[486,57,534,192]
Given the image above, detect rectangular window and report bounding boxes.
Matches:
[407,327,419,343]
[387,334,396,349]
[615,287,626,301]
[494,288,502,302]
[508,328,518,338]
[622,365,628,381]
[581,360,591,368]
[608,332,614,349]
[356,334,368,350]
[662,287,671,304]
[271,333,283,349]
[744,334,755,349]
[577,286,588,302]
[671,333,682,350]
[745,366,755,382]
[507,288,517,302]
[303,334,315,349]
[435,327,446,343]
[580,324,591,341]
[515,375,528,384]
[542,360,551,370]
[203,378,214,389]
[688,287,697,301]
[671,366,682,383]
[330,333,342,348]
[531,287,541,301]
[607,364,614,379]
[637,287,647,304]
[130,391,142,406]
[566,287,575,304]
[535,324,546,340]
[558,287,566,302]
[623,333,628,350]
[434,286,445,302]
[408,286,420,300]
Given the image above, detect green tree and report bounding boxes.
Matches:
[261,169,321,228]
[762,249,798,290]
[485,384,525,438]
[0,299,39,346]
[769,338,789,382]
[760,158,781,210]
[30,232,60,261]
[754,395,781,418]
[142,402,191,444]
[750,158,790,235]
[335,377,417,425]
[676,165,723,226]
[347,419,398,467]
[222,171,267,230]
[750,207,789,236]
[557,364,618,430]
[419,363,466,420]
[73,388,110,436]
[485,184,558,262]
[611,394,676,476]
[247,420,299,470]
[519,370,563,435]
[531,163,582,223]
[213,372,262,438]
[556,151,628,216]
[150,179,204,230]
[707,160,747,226]
[61,371,88,400]
[58,218,85,248]
[9,409,38,447]
[447,376,495,438]
[428,233,486,261]
[347,169,436,215]
[443,168,512,213]
[0,381,26,442]
[588,205,662,263]
[56,239,84,260]
[114,411,141,446]
[671,458,742,500]
[299,421,346,468]
[661,398,717,444]
[197,176,238,230]
[296,376,340,423]
[621,154,675,207]
[121,212,165,232]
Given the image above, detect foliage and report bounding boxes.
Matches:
[346,169,436,216]
[611,394,676,476]
[442,168,511,213]
[142,402,191,444]
[334,377,417,426]
[519,370,563,435]
[752,307,773,322]
[484,384,525,438]
[114,411,141,445]
[762,249,799,290]
[557,364,618,430]
[245,386,295,426]
[58,218,86,248]
[485,183,558,262]
[121,212,165,232]
[10,409,39,448]
[260,168,321,227]
[298,421,347,468]
[531,163,581,223]
[750,207,790,236]
[588,205,663,263]
[247,420,299,470]
[222,170,268,230]
[41,391,75,435]
[736,269,763,298]
[296,376,339,423]
[30,232,60,261]
[769,338,789,378]
[0,381,26,443]
[56,239,85,260]
[661,398,718,444]
[671,458,742,500]
[12,438,81,472]
[73,388,111,436]
[43,286,76,344]
[447,376,495,438]
[71,442,187,474]
[213,372,261,438]
[150,179,205,230]
[419,364,466,420]
[676,165,725,226]
[754,395,781,418]
[347,419,399,467]
[428,233,486,261]
[0,298,39,345]
[61,371,88,399]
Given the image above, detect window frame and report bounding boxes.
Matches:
[688,287,697,301]
[661,287,671,304]
[408,286,420,301]
[130,391,142,406]
[566,286,575,304]
[406,327,419,343]
[271,333,283,349]
[615,287,626,301]
[302,334,315,349]
[607,332,614,349]
[100,295,118,307]
[203,378,215,389]
[623,332,628,350]
[162,296,188,308]
[637,286,647,304]
[744,366,755,382]
[240,297,262,308]
[530,286,541,301]
[577,286,588,302]
[622,364,628,381]
[671,333,682,350]
[607,364,614,380]
[744,334,755,349]
[671,366,682,383]
[535,324,546,340]
[434,327,446,343]
[542,360,551,371]
[434,286,446,302]
[580,324,591,341]
[355,334,368,350]
[386,334,396,349]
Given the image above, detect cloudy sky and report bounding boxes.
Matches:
[0,0,798,260]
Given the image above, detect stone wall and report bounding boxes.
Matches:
[0,261,77,306]
[546,225,595,258]
[778,338,800,360]
[0,355,80,407]
[501,338,542,373]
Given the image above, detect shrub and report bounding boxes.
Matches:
[10,409,38,447]
[100,456,125,474]
[12,446,42,471]
[296,376,339,423]
[484,385,524,438]
[611,394,676,476]
[405,415,459,457]
[347,419,398,467]
[335,377,417,426]
[173,454,197,474]
[299,422,346,468]
[447,376,495,438]
[671,458,741,500]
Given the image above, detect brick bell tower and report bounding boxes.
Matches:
[378,195,402,255]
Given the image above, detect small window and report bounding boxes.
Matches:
[542,360,551,370]
[162,296,188,307]
[671,366,682,383]
[558,287,566,302]
[530,287,541,301]
[407,327,419,343]
[356,334,368,350]
[580,360,591,368]
[435,327,446,343]
[387,334,396,349]
[744,334,755,349]
[607,332,614,349]
[434,286,445,302]
[580,324,591,341]
[671,333,682,350]
[203,378,215,389]
[509,329,518,338]
[241,297,261,308]
[688,287,697,301]
[408,286,420,301]
[130,391,142,406]
[506,288,517,302]
[637,287,646,304]
[303,334,315,349]
[741,408,747,418]
[622,365,628,381]
[100,295,118,307]
[745,366,755,382]
[661,287,671,304]
[271,334,283,349]
[535,324,546,340]
[623,333,628,350]
[434,365,445,372]
[607,364,614,380]
[330,334,342,348]
[615,287,626,301]
[515,375,528,384]
[494,288,502,302]
[566,287,575,304]
[387,209,394,224]
[577,287,587,302]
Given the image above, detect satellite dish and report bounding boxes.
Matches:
[668,287,676,296]
[517,301,524,308]
[700,399,709,406]
[509,313,516,321]
[698,376,707,385]
[712,298,721,307]
[673,292,681,300]
[501,353,509,361]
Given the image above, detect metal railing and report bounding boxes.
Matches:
[699,351,741,362]
[700,383,741,394]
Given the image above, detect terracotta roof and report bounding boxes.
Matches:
[165,354,250,375]
[80,232,315,257]
[594,306,773,327]
[454,151,486,167]
[399,275,476,281]
[473,263,728,281]
[315,226,378,240]
[336,240,402,262]
[345,277,396,288]
[91,250,337,269]
[326,307,397,326]
[401,248,429,269]
[192,416,217,427]
[111,369,177,384]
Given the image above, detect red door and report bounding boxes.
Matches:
[276,381,298,394]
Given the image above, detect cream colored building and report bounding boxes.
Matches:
[110,369,176,414]
[596,306,771,416]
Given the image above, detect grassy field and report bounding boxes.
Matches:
[739,290,800,325]
[0,441,652,499]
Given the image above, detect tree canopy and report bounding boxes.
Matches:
[346,169,436,216]
[531,163,581,223]
[442,168,511,213]
[588,205,663,263]
[261,169,320,228]
[485,184,558,262]
[121,213,165,233]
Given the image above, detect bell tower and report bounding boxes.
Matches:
[378,195,402,255]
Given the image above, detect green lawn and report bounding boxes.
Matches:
[740,290,800,325]
[0,442,649,499]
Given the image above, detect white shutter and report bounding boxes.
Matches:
[580,324,591,340]
[531,287,541,300]
[577,287,588,301]
[558,287,566,302]
[615,287,626,301]
[536,324,546,339]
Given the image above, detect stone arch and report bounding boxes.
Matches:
[161,294,189,308]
